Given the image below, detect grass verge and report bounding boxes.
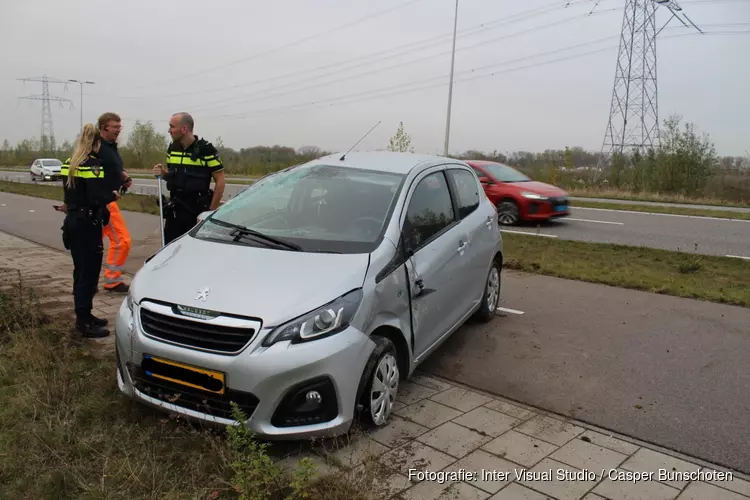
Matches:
[0,179,161,215]
[572,199,750,220]
[503,233,750,308]
[0,276,386,500]
[3,178,748,308]
[568,188,749,208]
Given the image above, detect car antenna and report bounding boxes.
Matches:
[340,120,381,161]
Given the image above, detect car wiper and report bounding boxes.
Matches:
[209,218,303,251]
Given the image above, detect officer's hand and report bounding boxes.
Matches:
[152,164,167,177]
[113,190,122,201]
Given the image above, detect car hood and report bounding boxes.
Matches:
[132,236,371,327]
[514,181,567,197]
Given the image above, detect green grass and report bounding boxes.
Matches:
[571,199,750,220]
[568,187,749,208]
[0,179,162,215]
[503,233,750,308]
[0,277,393,500]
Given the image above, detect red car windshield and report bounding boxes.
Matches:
[483,163,531,183]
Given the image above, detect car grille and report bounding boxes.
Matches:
[548,196,568,205]
[139,307,257,354]
[128,363,259,420]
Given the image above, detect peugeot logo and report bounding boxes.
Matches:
[195,287,210,302]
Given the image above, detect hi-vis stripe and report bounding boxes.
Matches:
[61,158,103,179]
[167,151,221,168]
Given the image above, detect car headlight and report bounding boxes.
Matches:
[262,289,363,347]
[521,192,548,200]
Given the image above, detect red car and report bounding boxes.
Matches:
[465,160,569,225]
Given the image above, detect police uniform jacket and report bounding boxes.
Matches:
[61,153,118,214]
[163,136,223,198]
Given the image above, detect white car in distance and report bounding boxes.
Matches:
[30,158,64,181]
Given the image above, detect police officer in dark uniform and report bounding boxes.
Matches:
[152,112,226,244]
[59,123,121,338]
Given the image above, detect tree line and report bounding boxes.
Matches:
[1,115,748,203]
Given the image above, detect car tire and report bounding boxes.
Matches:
[496,200,519,225]
[358,335,400,428]
[474,259,501,322]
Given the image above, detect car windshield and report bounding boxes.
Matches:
[42,160,62,167]
[194,164,406,254]
[483,163,531,183]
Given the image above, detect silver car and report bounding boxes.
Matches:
[114,151,503,439]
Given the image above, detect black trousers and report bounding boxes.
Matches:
[64,212,104,322]
[164,196,208,244]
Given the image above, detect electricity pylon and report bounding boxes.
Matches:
[18,75,74,151]
[595,0,702,181]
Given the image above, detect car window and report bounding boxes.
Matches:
[447,168,480,219]
[42,160,62,167]
[404,171,456,251]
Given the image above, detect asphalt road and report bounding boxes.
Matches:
[4,170,749,259]
[2,192,750,474]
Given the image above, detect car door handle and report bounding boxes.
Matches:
[457,241,468,253]
[485,216,494,228]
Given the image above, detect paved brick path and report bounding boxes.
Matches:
[1,229,749,500]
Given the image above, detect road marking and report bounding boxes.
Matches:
[500,229,558,238]
[726,255,750,261]
[29,209,35,212]
[567,217,624,225]
[496,307,525,315]
[574,206,750,223]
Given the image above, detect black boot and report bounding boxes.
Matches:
[76,317,110,338]
[89,313,109,327]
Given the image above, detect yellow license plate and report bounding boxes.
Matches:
[142,354,226,395]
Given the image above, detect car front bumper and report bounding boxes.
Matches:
[523,197,569,220]
[114,299,375,439]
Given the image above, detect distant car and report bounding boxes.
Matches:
[30,158,63,181]
[465,160,569,225]
[114,151,504,439]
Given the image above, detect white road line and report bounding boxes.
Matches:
[28,209,35,212]
[726,255,750,261]
[496,307,525,315]
[574,206,750,223]
[500,229,558,238]
[567,217,624,225]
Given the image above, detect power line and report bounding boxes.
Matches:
[103,0,598,102]
[178,4,622,114]
[118,27,750,126]
[201,28,750,121]
[130,0,430,90]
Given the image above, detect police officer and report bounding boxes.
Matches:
[60,123,122,338]
[152,112,226,244]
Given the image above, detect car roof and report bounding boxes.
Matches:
[311,151,468,175]
[35,158,62,162]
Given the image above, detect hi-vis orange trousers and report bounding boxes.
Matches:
[102,201,131,289]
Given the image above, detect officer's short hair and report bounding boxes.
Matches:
[174,112,194,132]
[97,112,121,130]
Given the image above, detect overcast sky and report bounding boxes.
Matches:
[1,0,749,157]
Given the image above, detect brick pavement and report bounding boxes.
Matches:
[1,229,749,500]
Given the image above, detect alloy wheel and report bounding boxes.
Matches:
[370,353,399,426]
[497,202,519,225]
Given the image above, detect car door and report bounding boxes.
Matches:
[445,166,496,311]
[401,168,469,361]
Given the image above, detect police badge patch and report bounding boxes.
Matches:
[92,165,101,177]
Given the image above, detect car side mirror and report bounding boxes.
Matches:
[197,210,215,222]
[479,176,493,185]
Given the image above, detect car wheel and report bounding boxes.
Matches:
[359,336,399,428]
[497,200,519,225]
[30,172,35,181]
[474,259,501,322]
